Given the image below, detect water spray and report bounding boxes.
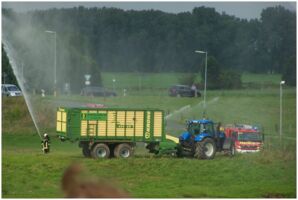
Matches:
[2,39,42,140]
[166,97,219,121]
[165,105,191,120]
[165,97,220,135]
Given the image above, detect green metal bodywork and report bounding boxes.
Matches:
[57,107,177,154]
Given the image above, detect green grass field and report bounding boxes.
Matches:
[101,72,281,90]
[2,73,296,198]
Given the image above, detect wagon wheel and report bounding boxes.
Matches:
[114,143,133,158]
[91,143,110,159]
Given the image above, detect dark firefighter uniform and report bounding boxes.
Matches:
[41,133,50,153]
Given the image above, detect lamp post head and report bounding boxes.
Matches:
[195,50,206,54]
[45,30,56,34]
[280,81,285,85]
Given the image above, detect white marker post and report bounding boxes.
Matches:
[112,78,116,92]
[85,74,91,86]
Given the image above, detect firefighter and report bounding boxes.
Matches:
[41,133,50,154]
[216,123,226,150]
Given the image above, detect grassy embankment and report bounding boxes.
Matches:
[2,72,296,197]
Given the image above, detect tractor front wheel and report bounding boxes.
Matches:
[194,138,216,159]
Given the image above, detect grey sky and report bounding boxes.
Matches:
[2,1,296,20]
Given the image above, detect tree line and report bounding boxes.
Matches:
[2,5,296,90]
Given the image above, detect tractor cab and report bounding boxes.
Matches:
[181,119,224,141]
[187,119,215,138]
[178,119,233,159]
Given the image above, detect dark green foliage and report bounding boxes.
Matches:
[2,5,296,86]
[259,6,296,74]
[201,56,222,89]
[220,70,242,89]
[2,45,17,85]
[282,56,296,86]
[201,56,242,89]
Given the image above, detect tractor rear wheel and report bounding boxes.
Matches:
[91,143,110,159]
[114,143,133,158]
[194,138,216,159]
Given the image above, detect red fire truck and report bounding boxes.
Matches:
[224,124,264,153]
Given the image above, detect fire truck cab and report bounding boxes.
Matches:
[224,124,263,153]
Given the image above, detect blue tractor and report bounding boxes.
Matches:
[177,119,235,159]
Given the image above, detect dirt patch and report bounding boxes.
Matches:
[263,193,286,198]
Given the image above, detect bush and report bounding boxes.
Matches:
[282,56,296,86]
[219,70,242,89]
[201,56,242,89]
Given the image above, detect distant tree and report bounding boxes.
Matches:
[2,45,17,85]
[84,55,103,87]
[201,56,221,89]
[2,5,296,88]
[259,6,296,73]
[282,56,296,86]
[201,56,242,89]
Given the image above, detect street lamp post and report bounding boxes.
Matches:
[45,30,57,97]
[195,50,208,117]
[280,80,285,141]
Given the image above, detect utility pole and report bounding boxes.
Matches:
[195,50,208,117]
[279,80,285,142]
